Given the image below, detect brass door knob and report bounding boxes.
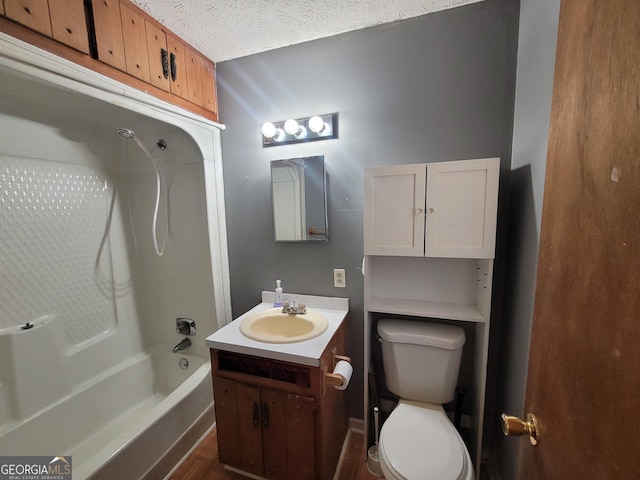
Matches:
[501,413,539,445]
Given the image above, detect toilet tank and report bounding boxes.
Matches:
[377,319,465,404]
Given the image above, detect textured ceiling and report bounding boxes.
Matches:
[130,0,483,62]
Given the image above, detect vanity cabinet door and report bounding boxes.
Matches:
[364,163,426,256]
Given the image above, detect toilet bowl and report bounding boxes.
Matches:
[377,319,474,480]
[378,401,474,480]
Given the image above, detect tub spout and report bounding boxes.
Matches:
[172,337,191,353]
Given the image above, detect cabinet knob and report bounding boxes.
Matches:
[427,207,434,214]
[416,208,424,215]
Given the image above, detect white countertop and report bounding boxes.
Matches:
[205,292,349,366]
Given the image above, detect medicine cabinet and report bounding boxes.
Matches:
[271,156,327,242]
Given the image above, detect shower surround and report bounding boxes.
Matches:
[0,33,230,479]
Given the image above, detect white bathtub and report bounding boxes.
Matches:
[0,33,230,479]
[0,336,213,480]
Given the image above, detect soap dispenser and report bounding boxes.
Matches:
[274,280,283,307]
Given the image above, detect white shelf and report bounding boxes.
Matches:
[367,296,486,322]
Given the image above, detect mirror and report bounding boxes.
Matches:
[271,156,328,242]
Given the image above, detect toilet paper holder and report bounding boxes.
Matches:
[323,350,351,391]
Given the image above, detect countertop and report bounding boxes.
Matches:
[205,291,348,366]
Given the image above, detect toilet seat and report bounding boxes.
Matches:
[378,401,471,480]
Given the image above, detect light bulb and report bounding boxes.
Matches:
[294,126,307,139]
[261,122,277,138]
[284,119,300,135]
[308,116,325,133]
[273,128,286,142]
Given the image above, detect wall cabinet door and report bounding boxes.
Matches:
[201,57,218,113]
[145,20,170,91]
[364,163,426,256]
[213,376,316,480]
[4,0,52,36]
[119,3,150,82]
[91,0,126,71]
[48,0,89,54]
[364,158,499,259]
[5,0,89,53]
[426,157,499,258]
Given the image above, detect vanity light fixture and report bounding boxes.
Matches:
[261,113,337,147]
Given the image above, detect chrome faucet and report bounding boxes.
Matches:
[281,299,307,314]
[172,337,191,353]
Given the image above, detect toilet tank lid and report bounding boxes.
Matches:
[378,319,465,350]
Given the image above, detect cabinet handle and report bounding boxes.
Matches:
[161,49,169,79]
[262,402,269,427]
[170,52,177,81]
[416,208,424,214]
[252,401,260,426]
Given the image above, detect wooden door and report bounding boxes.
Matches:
[4,0,52,36]
[48,0,89,54]
[425,157,499,258]
[261,388,288,480]
[166,33,188,100]
[185,46,204,107]
[91,0,125,71]
[516,1,640,478]
[145,21,170,91]
[212,376,242,468]
[286,394,316,480]
[364,164,426,256]
[201,57,218,113]
[119,3,150,82]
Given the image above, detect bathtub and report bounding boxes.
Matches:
[0,33,231,479]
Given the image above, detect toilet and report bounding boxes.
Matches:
[377,318,474,480]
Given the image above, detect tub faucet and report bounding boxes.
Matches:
[172,337,191,353]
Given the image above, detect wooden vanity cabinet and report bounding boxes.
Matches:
[210,321,348,480]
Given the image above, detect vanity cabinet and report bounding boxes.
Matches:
[3,0,89,53]
[363,157,501,479]
[210,318,348,480]
[213,377,315,479]
[0,0,218,120]
[364,157,499,258]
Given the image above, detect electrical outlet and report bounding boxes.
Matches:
[333,268,346,288]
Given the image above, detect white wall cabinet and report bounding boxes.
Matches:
[364,157,499,258]
[363,157,500,479]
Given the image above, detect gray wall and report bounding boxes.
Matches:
[217,0,519,426]
[492,0,560,478]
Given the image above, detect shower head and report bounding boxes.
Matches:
[117,128,135,139]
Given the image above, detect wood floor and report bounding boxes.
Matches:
[168,427,380,480]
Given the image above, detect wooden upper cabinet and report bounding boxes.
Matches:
[145,20,170,91]
[119,3,150,82]
[4,0,52,36]
[201,57,217,113]
[166,33,188,99]
[48,0,89,53]
[91,0,126,71]
[2,0,218,120]
[185,46,203,107]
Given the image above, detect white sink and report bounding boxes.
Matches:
[239,308,329,343]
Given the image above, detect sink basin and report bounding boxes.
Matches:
[239,308,329,343]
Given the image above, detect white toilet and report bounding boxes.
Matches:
[377,318,475,480]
